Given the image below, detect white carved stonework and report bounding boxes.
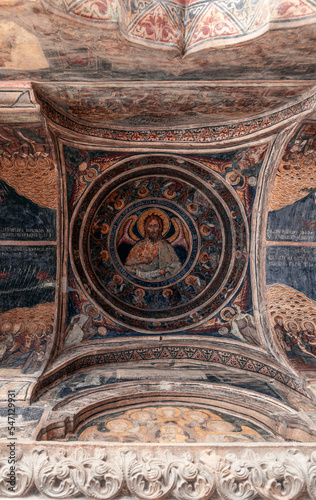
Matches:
[1,443,316,499]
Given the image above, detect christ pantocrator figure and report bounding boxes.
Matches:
[122,214,183,281]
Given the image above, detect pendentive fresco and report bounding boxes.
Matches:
[266,122,316,372]
[0,124,57,374]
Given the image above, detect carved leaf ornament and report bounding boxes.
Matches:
[2,446,316,499]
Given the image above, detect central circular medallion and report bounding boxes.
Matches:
[71,155,248,332]
[109,199,199,288]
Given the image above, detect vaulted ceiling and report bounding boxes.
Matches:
[0,0,316,451]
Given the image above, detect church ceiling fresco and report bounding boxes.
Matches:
[0,4,315,469]
[266,122,316,374]
[34,82,315,126]
[0,2,315,80]
[0,88,315,455]
[69,405,277,443]
[0,122,57,376]
[42,0,316,54]
[1,4,316,495]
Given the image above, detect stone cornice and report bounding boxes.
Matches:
[2,442,316,498]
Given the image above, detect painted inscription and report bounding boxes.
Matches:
[266,246,316,302]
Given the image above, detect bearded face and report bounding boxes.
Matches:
[145,218,162,242]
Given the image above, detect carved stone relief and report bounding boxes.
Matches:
[2,444,316,499]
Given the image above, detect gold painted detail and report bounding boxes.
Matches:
[77,405,273,443]
[267,284,316,326]
[0,152,57,210]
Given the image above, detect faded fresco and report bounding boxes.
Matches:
[268,284,316,370]
[267,123,316,371]
[0,0,315,82]
[0,20,48,70]
[42,0,316,55]
[0,124,57,374]
[72,405,276,442]
[0,125,57,240]
[34,84,313,127]
[37,363,291,408]
[267,123,316,242]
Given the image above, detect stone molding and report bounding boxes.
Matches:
[2,443,316,498]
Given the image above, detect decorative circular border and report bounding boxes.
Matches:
[70,155,249,332]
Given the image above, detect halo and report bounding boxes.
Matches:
[135,288,145,297]
[226,170,242,186]
[156,406,181,418]
[0,321,13,332]
[183,409,210,422]
[272,313,285,323]
[26,321,38,333]
[185,275,197,285]
[138,209,170,237]
[302,319,316,331]
[207,420,235,432]
[106,419,133,431]
[199,252,209,263]
[113,274,123,284]
[187,203,198,214]
[160,423,182,433]
[36,321,47,334]
[12,322,24,334]
[127,409,155,421]
[285,319,299,331]
[85,305,99,318]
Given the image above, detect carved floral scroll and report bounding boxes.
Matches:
[2,444,316,499]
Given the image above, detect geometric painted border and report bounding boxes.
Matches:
[34,345,309,398]
[38,92,316,145]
